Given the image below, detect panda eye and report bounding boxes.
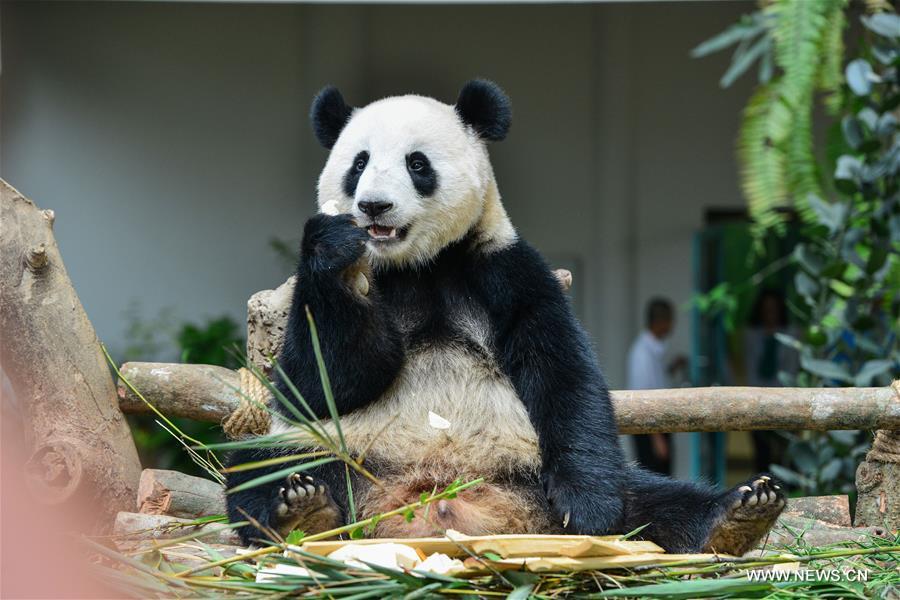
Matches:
[352,151,369,173]
[407,152,429,173]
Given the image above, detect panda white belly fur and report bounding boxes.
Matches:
[269,323,550,535]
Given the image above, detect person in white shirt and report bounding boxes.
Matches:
[627,297,686,474]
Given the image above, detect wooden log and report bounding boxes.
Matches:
[768,514,890,547]
[117,362,239,423]
[118,365,899,434]
[781,495,851,527]
[114,512,239,545]
[137,469,226,519]
[855,383,900,530]
[612,385,899,433]
[0,180,141,533]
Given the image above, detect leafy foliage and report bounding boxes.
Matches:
[697,7,900,495]
[693,0,848,235]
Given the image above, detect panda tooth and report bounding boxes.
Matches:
[389,228,397,238]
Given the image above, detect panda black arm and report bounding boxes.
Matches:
[479,239,625,534]
[276,213,405,418]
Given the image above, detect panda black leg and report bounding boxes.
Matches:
[703,475,786,556]
[620,467,784,555]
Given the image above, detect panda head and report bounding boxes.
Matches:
[312,80,516,269]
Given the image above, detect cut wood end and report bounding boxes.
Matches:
[25,244,48,271]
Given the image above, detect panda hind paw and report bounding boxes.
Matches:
[272,473,342,537]
[703,475,786,556]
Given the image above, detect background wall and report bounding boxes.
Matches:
[1,0,755,388]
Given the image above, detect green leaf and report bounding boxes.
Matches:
[795,270,820,299]
[800,355,853,383]
[793,440,819,473]
[829,280,854,298]
[482,552,503,561]
[349,527,364,540]
[876,113,898,138]
[691,14,767,58]
[285,530,306,545]
[861,13,900,39]
[820,457,842,482]
[770,464,803,485]
[507,584,535,600]
[828,430,859,446]
[854,359,896,387]
[721,36,772,88]
[775,331,803,350]
[841,116,865,150]
[807,194,848,233]
[599,576,775,598]
[846,59,874,96]
[793,244,825,275]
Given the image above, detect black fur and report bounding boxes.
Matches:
[311,86,353,149]
[226,214,776,550]
[406,151,438,197]
[343,151,369,198]
[455,80,512,142]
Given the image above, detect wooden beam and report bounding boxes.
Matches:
[118,363,899,433]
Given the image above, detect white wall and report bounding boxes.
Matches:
[1,0,753,384]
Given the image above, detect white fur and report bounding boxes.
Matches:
[271,304,541,476]
[316,95,517,269]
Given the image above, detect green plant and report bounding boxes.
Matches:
[696,7,900,495]
[693,0,848,236]
[177,316,244,369]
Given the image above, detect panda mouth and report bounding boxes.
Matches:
[367,224,409,242]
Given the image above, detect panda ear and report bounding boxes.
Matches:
[455,79,512,142]
[310,86,354,149]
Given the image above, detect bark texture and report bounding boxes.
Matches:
[137,468,226,519]
[114,512,239,544]
[117,362,239,423]
[855,383,900,530]
[781,495,851,527]
[119,368,900,435]
[0,180,142,532]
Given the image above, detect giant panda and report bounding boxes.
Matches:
[226,80,785,554]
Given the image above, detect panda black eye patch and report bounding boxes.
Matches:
[406,151,437,197]
[342,151,369,197]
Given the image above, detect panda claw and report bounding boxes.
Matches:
[705,475,786,555]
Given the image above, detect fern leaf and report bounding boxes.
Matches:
[738,83,790,230]
[818,2,848,115]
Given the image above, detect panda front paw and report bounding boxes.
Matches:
[301,213,368,272]
[542,469,623,535]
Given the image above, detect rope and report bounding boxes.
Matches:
[865,380,900,464]
[222,368,272,439]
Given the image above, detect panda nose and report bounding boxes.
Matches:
[358,200,393,218]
